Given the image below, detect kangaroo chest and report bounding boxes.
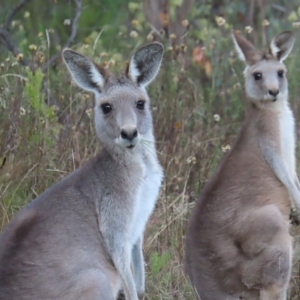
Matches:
[128,153,163,245]
[279,104,296,177]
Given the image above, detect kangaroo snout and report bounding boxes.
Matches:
[268,89,279,97]
[121,127,138,141]
[120,125,139,148]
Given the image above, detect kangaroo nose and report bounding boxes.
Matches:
[121,128,138,141]
[268,89,279,97]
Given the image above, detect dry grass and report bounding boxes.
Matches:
[1,24,300,300]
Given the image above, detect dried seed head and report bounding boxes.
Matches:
[215,16,226,26]
[86,108,93,119]
[181,43,187,52]
[16,53,24,62]
[233,82,241,90]
[213,114,220,122]
[108,59,115,67]
[29,44,37,51]
[63,19,71,26]
[129,30,138,38]
[222,145,231,153]
[245,26,253,34]
[147,33,154,41]
[187,156,197,165]
[20,107,26,116]
[182,19,189,27]
[131,20,139,27]
[262,19,270,27]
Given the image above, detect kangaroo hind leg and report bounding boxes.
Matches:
[260,287,288,300]
[73,269,115,300]
[239,205,292,300]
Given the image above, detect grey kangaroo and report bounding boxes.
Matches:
[185,31,298,300]
[0,42,164,300]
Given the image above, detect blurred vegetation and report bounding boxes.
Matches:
[1,0,300,299]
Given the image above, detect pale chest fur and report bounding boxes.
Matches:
[279,102,297,178]
[128,147,163,245]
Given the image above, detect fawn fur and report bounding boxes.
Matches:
[185,31,298,300]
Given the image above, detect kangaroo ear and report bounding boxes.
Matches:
[127,42,164,88]
[269,31,295,62]
[62,49,109,94]
[231,30,260,65]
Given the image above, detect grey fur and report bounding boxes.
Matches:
[0,42,164,300]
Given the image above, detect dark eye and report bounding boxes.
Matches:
[253,72,262,80]
[278,70,284,78]
[101,103,112,114]
[136,100,145,110]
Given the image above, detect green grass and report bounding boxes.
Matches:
[2,2,300,299]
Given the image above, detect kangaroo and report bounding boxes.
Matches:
[0,42,164,300]
[185,31,299,300]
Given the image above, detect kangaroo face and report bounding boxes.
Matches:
[244,60,288,102]
[232,30,294,104]
[94,83,152,149]
[63,42,163,152]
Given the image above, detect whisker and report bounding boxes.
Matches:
[140,139,173,158]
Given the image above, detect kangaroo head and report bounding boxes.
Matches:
[232,30,295,103]
[62,43,164,151]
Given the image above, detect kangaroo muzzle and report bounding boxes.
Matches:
[120,125,139,148]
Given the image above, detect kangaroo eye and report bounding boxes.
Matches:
[253,72,262,80]
[136,100,145,110]
[101,103,112,114]
[278,70,284,78]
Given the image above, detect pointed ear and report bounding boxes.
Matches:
[127,42,164,88]
[231,30,260,65]
[62,49,109,94]
[269,31,295,62]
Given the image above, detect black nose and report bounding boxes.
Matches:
[268,89,279,97]
[121,128,138,141]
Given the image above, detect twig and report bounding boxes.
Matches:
[4,0,31,30]
[0,28,33,69]
[0,0,82,73]
[0,74,28,81]
[8,163,38,205]
[271,3,286,13]
[258,0,267,47]
[41,0,82,73]
[1,0,32,69]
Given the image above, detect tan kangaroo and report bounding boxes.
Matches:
[185,31,298,300]
[0,42,164,300]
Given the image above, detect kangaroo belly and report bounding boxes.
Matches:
[216,205,291,292]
